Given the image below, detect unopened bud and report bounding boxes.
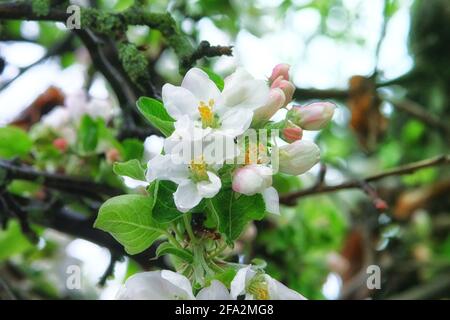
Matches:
[287,102,335,130]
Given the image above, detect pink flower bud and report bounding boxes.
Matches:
[53,138,68,152]
[269,63,290,82]
[278,140,320,175]
[282,122,303,142]
[271,77,295,106]
[232,164,273,196]
[287,102,335,130]
[253,88,285,124]
[106,148,121,163]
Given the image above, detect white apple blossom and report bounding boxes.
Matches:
[65,90,114,123]
[162,68,270,137]
[116,270,231,300]
[230,266,306,300]
[145,118,239,212]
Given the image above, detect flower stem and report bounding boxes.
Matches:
[183,213,197,244]
[165,230,183,250]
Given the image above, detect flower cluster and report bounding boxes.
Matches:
[139,65,335,214]
[40,90,114,150]
[96,64,336,300]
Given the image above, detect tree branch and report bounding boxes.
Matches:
[280,155,450,206]
[0,159,122,199]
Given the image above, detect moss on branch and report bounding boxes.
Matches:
[118,42,150,90]
[31,0,50,17]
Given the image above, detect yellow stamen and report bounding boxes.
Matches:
[198,100,215,127]
[247,274,269,300]
[244,143,267,165]
[189,156,208,181]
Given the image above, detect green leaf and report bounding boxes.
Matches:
[273,173,302,194]
[136,97,175,137]
[211,267,237,288]
[113,159,146,181]
[0,221,34,261]
[156,242,193,263]
[152,181,184,223]
[0,126,32,158]
[211,190,266,242]
[121,138,144,161]
[201,67,224,91]
[94,194,164,254]
[77,115,99,153]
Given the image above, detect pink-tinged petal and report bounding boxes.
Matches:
[232,165,272,196]
[181,68,221,102]
[282,122,303,142]
[253,88,286,124]
[269,63,290,82]
[287,102,336,130]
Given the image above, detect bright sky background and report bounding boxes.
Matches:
[0,0,414,299]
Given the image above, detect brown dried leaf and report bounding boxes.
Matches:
[10,86,65,131]
[348,76,388,152]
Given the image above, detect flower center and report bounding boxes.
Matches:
[244,143,268,165]
[247,274,269,300]
[189,156,209,181]
[198,99,216,128]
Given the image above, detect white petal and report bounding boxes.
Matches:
[162,84,199,120]
[220,77,270,111]
[164,116,211,156]
[42,107,70,130]
[230,266,255,299]
[161,270,195,300]
[146,154,189,184]
[181,68,220,102]
[65,90,88,121]
[223,68,254,89]
[197,171,221,198]
[266,275,307,300]
[196,280,232,300]
[174,181,203,212]
[122,176,149,189]
[86,99,113,121]
[261,187,280,215]
[220,108,254,136]
[143,135,164,161]
[116,271,194,300]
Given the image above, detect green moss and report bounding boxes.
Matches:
[118,42,149,86]
[80,8,125,34]
[31,0,50,17]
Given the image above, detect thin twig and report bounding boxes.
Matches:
[280,155,450,205]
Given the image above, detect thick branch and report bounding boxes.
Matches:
[280,155,450,205]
